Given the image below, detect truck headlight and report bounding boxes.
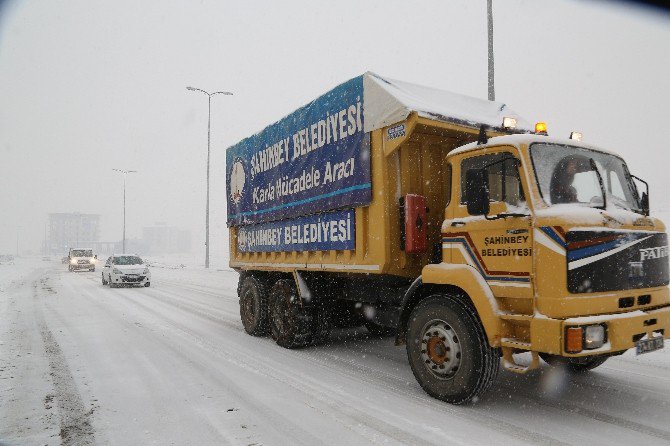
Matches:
[584,324,606,350]
[90,259,96,264]
[565,324,607,353]
[70,259,76,264]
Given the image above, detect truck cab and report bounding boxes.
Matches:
[423,133,669,373]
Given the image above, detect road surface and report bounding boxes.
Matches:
[1,258,669,445]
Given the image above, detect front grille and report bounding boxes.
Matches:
[121,276,145,283]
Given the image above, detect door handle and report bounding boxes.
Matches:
[507,229,528,234]
[450,221,466,227]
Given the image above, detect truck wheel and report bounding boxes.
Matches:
[239,275,269,336]
[269,279,312,348]
[101,273,108,285]
[406,295,499,404]
[539,353,608,372]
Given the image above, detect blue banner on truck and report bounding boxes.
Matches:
[237,209,355,253]
[226,76,371,226]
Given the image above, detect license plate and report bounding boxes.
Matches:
[636,337,664,355]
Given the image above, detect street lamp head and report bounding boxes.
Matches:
[212,91,233,96]
[186,86,197,91]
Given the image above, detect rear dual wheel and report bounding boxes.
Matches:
[238,274,323,348]
[269,279,313,348]
[239,275,269,336]
[406,295,500,404]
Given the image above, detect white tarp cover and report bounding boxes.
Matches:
[363,72,532,133]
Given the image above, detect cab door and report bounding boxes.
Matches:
[444,148,533,301]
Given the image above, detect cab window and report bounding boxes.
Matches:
[460,152,524,207]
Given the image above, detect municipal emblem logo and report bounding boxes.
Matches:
[230,158,246,204]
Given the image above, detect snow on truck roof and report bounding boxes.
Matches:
[362,72,533,133]
[228,72,533,150]
[449,133,623,157]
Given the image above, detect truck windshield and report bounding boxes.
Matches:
[113,256,143,265]
[530,143,641,212]
[71,250,93,257]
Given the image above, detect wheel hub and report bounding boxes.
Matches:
[420,319,462,379]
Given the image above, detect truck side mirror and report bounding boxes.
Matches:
[466,169,490,216]
[641,192,649,216]
[631,174,650,216]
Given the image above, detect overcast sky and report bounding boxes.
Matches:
[1,0,669,266]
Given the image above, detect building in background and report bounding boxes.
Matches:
[48,213,101,255]
[142,223,191,254]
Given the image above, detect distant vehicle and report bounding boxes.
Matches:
[0,254,15,265]
[68,248,96,272]
[101,254,151,288]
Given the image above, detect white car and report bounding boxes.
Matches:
[101,254,151,288]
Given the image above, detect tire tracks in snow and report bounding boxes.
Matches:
[121,290,440,446]
[128,281,569,446]
[33,274,95,446]
[65,277,328,446]
[151,278,670,445]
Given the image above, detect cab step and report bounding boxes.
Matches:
[500,338,540,374]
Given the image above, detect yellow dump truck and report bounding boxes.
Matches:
[226,72,669,403]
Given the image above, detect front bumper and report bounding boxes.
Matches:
[71,263,95,270]
[531,305,670,357]
[111,274,150,286]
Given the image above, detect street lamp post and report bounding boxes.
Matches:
[487,0,495,101]
[112,169,137,253]
[186,86,233,269]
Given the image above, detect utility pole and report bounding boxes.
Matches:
[186,86,233,268]
[487,0,495,101]
[112,169,137,253]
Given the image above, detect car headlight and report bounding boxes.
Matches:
[113,268,122,274]
[70,259,76,264]
[90,259,96,264]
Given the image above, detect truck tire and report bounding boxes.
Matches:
[269,279,313,348]
[101,273,108,285]
[239,275,269,336]
[539,353,608,372]
[406,295,499,404]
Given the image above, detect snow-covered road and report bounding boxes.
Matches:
[1,258,669,445]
